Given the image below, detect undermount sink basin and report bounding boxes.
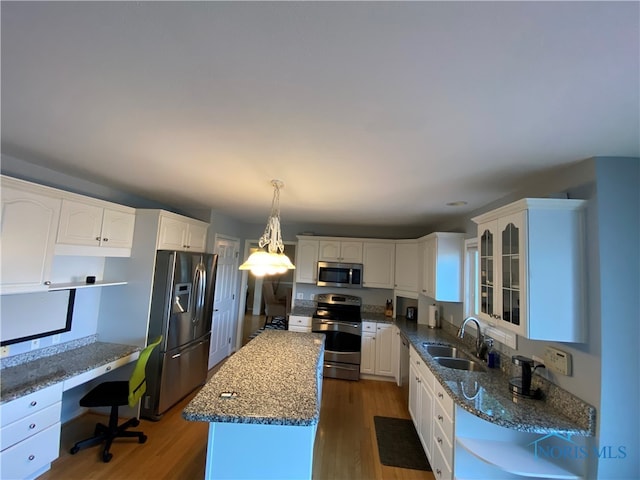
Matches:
[425,344,460,358]
[433,356,487,372]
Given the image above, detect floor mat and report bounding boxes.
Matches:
[373,416,431,471]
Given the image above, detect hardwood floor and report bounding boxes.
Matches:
[43,329,434,480]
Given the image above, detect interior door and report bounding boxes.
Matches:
[208,236,240,369]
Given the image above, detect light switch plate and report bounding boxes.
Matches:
[31,338,40,350]
[544,346,572,376]
[0,346,9,357]
[296,292,304,300]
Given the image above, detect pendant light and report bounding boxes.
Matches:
[239,179,296,276]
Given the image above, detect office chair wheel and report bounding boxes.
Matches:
[69,446,80,455]
[139,434,147,444]
[102,452,113,463]
[131,418,140,427]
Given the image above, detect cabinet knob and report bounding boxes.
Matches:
[44,281,51,286]
[96,236,101,241]
[28,455,35,461]
[106,366,112,371]
[103,238,108,242]
[436,468,442,476]
[30,401,37,407]
[438,415,443,421]
[438,392,443,399]
[437,437,443,444]
[29,423,36,429]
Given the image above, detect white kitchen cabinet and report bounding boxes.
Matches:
[408,345,434,461]
[419,232,465,302]
[0,382,63,480]
[391,325,401,384]
[360,321,394,377]
[362,241,395,289]
[318,239,362,263]
[0,176,61,294]
[472,198,586,341]
[295,238,319,284]
[288,314,312,333]
[157,212,208,252]
[56,198,135,254]
[432,379,455,480]
[394,240,419,296]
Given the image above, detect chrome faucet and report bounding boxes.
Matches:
[458,316,487,360]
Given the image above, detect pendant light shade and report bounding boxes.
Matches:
[239,180,296,276]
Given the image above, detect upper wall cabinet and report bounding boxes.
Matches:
[472,198,586,342]
[394,240,419,296]
[318,240,363,263]
[419,232,465,302]
[157,213,208,252]
[1,176,61,294]
[295,238,319,284]
[55,199,135,256]
[362,241,395,289]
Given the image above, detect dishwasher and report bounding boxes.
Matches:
[399,332,410,402]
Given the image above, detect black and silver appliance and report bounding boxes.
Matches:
[312,293,362,381]
[316,261,363,288]
[142,250,218,420]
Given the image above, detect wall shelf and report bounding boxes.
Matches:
[48,281,127,291]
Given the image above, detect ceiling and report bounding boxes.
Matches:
[1,1,638,228]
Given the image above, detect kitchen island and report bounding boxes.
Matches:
[183,330,325,480]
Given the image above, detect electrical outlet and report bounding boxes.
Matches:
[544,346,572,376]
[52,334,61,344]
[1,346,9,357]
[31,338,40,350]
[296,292,304,300]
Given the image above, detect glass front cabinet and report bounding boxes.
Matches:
[473,198,586,342]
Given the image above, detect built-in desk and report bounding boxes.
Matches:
[0,337,140,479]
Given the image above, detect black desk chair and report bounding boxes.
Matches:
[69,336,162,462]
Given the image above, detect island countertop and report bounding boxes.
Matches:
[183,330,325,426]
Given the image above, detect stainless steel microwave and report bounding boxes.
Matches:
[317,261,363,288]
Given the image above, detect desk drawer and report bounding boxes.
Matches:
[433,382,454,418]
[0,422,60,480]
[433,399,454,442]
[362,322,376,333]
[433,416,453,469]
[0,383,63,427]
[1,402,61,451]
[289,315,312,328]
[63,351,138,391]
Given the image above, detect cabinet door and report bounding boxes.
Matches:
[186,222,208,252]
[363,242,395,289]
[408,359,420,426]
[340,241,363,263]
[318,240,341,261]
[419,373,433,461]
[101,208,135,248]
[374,323,393,376]
[498,212,526,335]
[421,236,436,298]
[157,216,188,250]
[478,221,498,323]
[56,199,103,246]
[1,185,61,294]
[296,239,319,283]
[360,331,376,375]
[394,241,419,293]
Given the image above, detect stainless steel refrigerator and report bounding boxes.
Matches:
[141,250,218,420]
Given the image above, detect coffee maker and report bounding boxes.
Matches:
[509,355,544,399]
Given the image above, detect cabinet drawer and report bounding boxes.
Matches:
[431,436,453,480]
[433,382,454,417]
[433,416,453,469]
[288,315,312,327]
[288,325,311,333]
[1,402,61,451]
[0,422,60,480]
[0,383,63,427]
[433,398,454,442]
[362,321,376,333]
[63,352,138,391]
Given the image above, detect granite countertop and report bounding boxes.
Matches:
[0,340,141,404]
[183,330,325,426]
[394,317,595,436]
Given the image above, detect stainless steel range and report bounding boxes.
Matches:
[312,293,362,381]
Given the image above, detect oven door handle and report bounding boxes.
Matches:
[315,320,360,328]
[325,363,358,371]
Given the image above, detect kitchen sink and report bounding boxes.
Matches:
[424,344,460,358]
[433,357,486,372]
